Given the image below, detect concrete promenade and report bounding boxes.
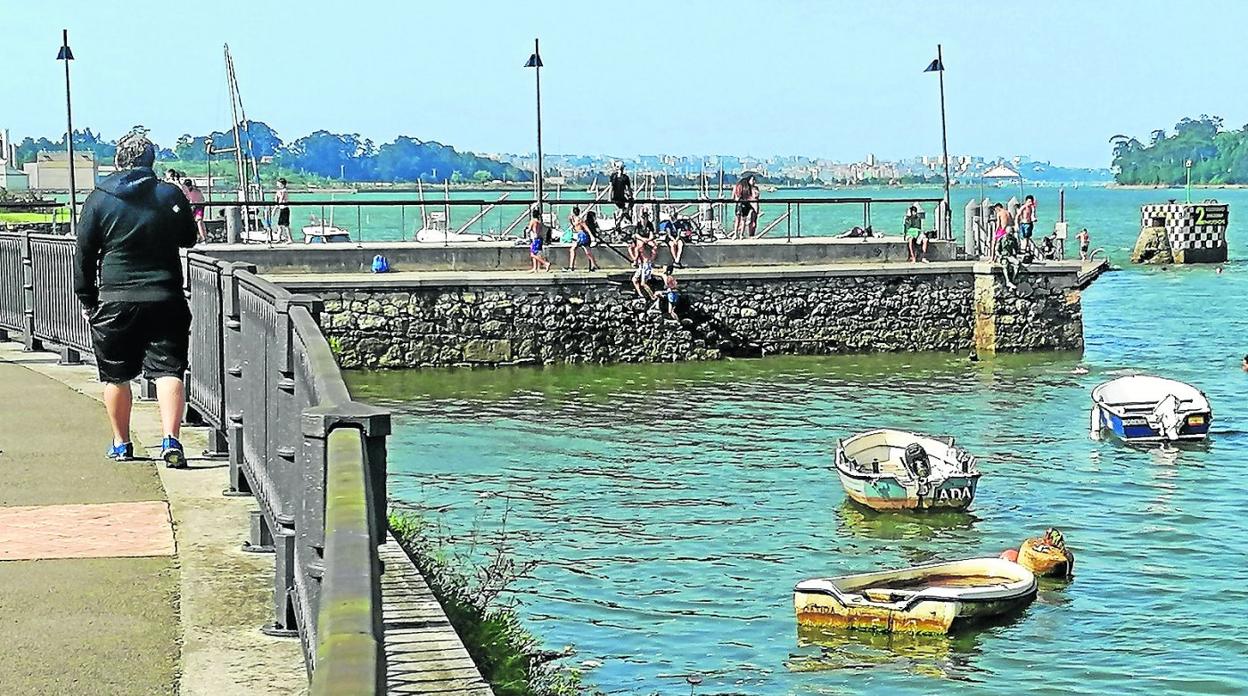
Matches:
[0,342,306,695]
[0,341,493,695]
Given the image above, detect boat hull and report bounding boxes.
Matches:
[837,471,978,511]
[794,591,1033,635]
[1092,405,1211,443]
[794,558,1038,635]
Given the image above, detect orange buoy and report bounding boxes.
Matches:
[999,548,1019,562]
[1017,535,1074,578]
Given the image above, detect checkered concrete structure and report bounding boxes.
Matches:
[1140,202,1228,262]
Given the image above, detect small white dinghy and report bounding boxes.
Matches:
[834,429,980,511]
[1090,375,1212,443]
[794,557,1037,635]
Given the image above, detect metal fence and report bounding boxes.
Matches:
[188,253,390,691]
[199,194,952,246]
[0,228,392,693]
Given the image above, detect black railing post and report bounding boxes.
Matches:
[19,227,42,351]
[222,262,255,498]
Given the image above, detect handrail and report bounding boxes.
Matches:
[198,195,945,207]
[311,426,384,695]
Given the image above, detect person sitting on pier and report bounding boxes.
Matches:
[658,208,687,268]
[567,206,599,272]
[631,208,658,265]
[610,161,634,227]
[903,205,929,263]
[632,236,657,299]
[527,210,551,272]
[1039,232,1058,261]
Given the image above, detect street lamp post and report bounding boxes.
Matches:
[1185,159,1193,203]
[524,38,544,218]
[57,30,77,235]
[925,45,951,240]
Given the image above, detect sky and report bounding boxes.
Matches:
[3,0,1248,167]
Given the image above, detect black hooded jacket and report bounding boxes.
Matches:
[73,167,197,309]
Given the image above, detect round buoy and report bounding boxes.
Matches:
[999,548,1019,563]
[1018,537,1074,578]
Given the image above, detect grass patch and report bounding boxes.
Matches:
[389,509,596,696]
[0,212,57,224]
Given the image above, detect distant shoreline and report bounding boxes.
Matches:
[1105,183,1248,190]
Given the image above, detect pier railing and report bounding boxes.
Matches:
[0,227,392,694]
[198,194,951,245]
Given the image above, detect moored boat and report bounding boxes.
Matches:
[1090,375,1211,443]
[794,557,1037,635]
[834,429,980,512]
[302,216,352,244]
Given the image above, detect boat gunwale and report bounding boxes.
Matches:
[834,428,979,482]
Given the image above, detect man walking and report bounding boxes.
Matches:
[609,161,634,228]
[73,129,198,467]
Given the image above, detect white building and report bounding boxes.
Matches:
[23,151,97,191]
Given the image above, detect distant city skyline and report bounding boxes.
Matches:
[6,0,1246,168]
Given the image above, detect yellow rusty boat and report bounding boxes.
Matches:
[794,557,1037,635]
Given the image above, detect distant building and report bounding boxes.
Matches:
[0,165,29,191]
[23,151,97,191]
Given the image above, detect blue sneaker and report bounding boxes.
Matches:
[161,436,187,469]
[106,441,134,461]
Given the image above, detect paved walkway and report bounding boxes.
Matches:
[0,344,305,695]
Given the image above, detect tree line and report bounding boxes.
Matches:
[1110,115,1248,185]
[11,122,529,185]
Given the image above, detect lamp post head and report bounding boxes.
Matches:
[1185,159,1193,169]
[57,29,73,60]
[524,53,542,68]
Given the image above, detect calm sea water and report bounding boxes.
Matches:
[346,186,1248,695]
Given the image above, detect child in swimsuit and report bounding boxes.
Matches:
[528,213,551,272]
[660,264,679,320]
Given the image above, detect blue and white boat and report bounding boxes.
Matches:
[1090,375,1212,443]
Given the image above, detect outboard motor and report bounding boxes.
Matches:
[902,443,931,480]
[1150,394,1183,442]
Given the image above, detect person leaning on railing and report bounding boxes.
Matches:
[72,128,199,467]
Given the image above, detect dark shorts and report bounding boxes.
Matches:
[737,202,752,217]
[612,199,632,211]
[277,208,291,226]
[1019,222,1034,238]
[89,299,192,384]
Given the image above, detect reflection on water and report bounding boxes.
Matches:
[836,502,979,542]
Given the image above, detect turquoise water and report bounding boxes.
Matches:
[346,187,1248,695]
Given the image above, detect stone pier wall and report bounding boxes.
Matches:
[281,264,1089,369]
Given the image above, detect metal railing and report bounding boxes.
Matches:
[0,228,392,693]
[187,253,390,690]
[197,194,952,245]
[0,230,90,362]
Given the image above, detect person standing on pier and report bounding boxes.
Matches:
[527,210,551,272]
[904,205,929,262]
[992,203,1013,262]
[567,206,599,271]
[1077,227,1091,261]
[1017,195,1038,254]
[732,175,751,238]
[184,178,207,243]
[274,177,291,242]
[747,176,761,237]
[610,161,634,228]
[73,128,197,467]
